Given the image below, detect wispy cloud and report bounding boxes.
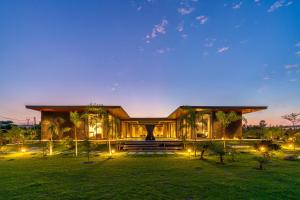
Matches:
[196,16,208,24]
[232,2,242,9]
[145,19,168,42]
[156,47,174,54]
[268,0,293,12]
[296,51,300,56]
[217,47,229,53]
[284,64,299,69]
[263,76,271,80]
[176,21,184,32]
[295,42,300,47]
[289,79,297,82]
[204,38,216,48]
[178,7,194,15]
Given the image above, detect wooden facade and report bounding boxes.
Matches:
[26,105,267,140]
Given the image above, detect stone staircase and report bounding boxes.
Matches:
[120,140,183,152]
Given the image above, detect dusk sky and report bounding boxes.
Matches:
[0,0,299,125]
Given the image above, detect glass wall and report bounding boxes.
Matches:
[88,114,120,139]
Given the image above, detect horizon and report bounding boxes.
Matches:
[1,0,300,126]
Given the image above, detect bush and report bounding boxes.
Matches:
[254,140,281,152]
[254,156,269,170]
[209,142,225,164]
[61,136,75,150]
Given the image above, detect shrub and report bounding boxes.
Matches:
[199,142,211,160]
[61,136,75,150]
[209,142,225,164]
[254,156,269,170]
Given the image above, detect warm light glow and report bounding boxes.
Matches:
[111,149,115,154]
[187,149,191,153]
[259,146,265,152]
[21,148,26,153]
[288,144,293,148]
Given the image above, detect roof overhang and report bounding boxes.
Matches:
[167,106,268,119]
[26,105,130,120]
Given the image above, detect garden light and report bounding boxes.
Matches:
[259,146,265,152]
[21,148,27,153]
[112,149,115,154]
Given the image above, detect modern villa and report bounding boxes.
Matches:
[26,105,267,141]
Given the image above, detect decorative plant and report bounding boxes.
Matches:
[209,142,226,164]
[83,137,92,163]
[254,156,269,170]
[199,141,211,160]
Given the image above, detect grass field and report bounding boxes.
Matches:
[0,150,300,200]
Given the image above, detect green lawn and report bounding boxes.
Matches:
[0,152,299,200]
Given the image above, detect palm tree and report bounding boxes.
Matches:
[180,108,204,157]
[47,118,70,155]
[215,111,241,148]
[70,111,83,157]
[48,122,59,155]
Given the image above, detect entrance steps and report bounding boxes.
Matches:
[120,140,183,152]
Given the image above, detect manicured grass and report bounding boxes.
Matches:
[0,152,299,200]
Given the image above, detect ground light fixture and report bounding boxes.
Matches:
[112,149,115,154]
[187,148,191,158]
[21,148,27,153]
[259,146,266,152]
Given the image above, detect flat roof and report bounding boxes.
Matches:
[26,105,267,120]
[25,105,130,119]
[167,106,268,119]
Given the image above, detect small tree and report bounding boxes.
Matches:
[199,142,211,160]
[259,120,267,138]
[282,113,300,130]
[83,137,91,163]
[6,126,25,145]
[254,156,269,170]
[0,128,6,146]
[209,142,226,164]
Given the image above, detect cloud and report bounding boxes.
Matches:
[178,7,194,15]
[268,0,293,12]
[295,42,300,47]
[176,21,184,32]
[204,38,216,48]
[232,2,242,9]
[284,64,299,69]
[196,16,208,24]
[297,51,300,56]
[156,47,174,54]
[263,76,271,80]
[217,47,230,53]
[145,19,168,42]
[289,79,297,82]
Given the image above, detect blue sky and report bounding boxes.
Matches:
[0,0,299,125]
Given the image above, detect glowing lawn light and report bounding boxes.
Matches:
[289,144,293,148]
[259,146,266,152]
[111,149,115,154]
[21,148,26,153]
[187,148,191,158]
